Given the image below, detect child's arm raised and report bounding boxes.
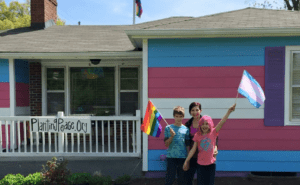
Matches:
[164,128,175,147]
[215,103,236,133]
[183,142,197,171]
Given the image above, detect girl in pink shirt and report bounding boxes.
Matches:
[183,103,236,185]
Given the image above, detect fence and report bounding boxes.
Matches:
[0,110,141,158]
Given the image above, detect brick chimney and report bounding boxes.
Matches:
[31,0,58,29]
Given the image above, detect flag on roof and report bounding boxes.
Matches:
[136,0,143,18]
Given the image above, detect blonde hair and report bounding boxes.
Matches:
[173,106,185,117]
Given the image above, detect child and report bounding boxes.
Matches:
[164,106,190,185]
[183,103,236,185]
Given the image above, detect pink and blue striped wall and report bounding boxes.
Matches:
[146,37,300,175]
[0,59,29,111]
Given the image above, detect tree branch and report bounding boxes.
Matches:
[285,0,293,10]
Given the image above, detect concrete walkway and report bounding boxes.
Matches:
[0,157,143,180]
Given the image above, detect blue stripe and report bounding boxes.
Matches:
[0,59,9,82]
[15,59,29,84]
[148,37,300,67]
[149,56,263,67]
[148,150,300,172]
[238,88,262,108]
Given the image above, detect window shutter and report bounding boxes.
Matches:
[264,47,285,126]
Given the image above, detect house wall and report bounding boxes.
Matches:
[0,59,10,115]
[147,37,300,173]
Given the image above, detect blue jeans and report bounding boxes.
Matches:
[197,163,216,185]
[185,157,198,185]
[165,158,186,185]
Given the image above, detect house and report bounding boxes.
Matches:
[1,0,300,177]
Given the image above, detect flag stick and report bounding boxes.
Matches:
[133,0,135,24]
[234,91,238,104]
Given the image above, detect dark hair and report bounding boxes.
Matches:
[173,106,185,117]
[189,102,202,115]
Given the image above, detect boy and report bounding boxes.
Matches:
[164,106,190,185]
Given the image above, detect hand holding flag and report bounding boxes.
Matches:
[238,70,265,108]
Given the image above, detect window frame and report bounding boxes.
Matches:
[118,66,140,116]
[41,59,141,116]
[285,46,300,125]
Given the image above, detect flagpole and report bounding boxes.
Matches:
[133,0,135,24]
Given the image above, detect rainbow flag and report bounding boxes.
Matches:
[141,100,162,137]
[136,0,143,18]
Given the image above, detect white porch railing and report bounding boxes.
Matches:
[0,110,141,158]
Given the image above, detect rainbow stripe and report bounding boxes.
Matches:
[141,100,162,137]
[136,0,143,18]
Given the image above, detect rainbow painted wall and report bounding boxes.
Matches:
[146,37,300,174]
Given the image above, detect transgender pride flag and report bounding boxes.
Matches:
[238,70,265,108]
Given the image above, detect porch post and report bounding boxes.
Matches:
[9,58,17,150]
[57,111,64,153]
[142,39,148,171]
[9,58,16,116]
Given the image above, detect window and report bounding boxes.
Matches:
[120,67,139,116]
[44,62,140,116]
[291,53,300,120]
[46,68,65,115]
[70,67,115,116]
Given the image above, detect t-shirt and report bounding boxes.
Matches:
[193,128,217,165]
[164,124,190,158]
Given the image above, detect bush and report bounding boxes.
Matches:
[114,174,131,184]
[89,175,112,185]
[0,173,24,185]
[40,157,71,185]
[67,173,91,185]
[23,172,42,185]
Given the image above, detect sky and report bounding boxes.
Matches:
[4,0,285,26]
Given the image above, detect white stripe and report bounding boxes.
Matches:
[151,98,264,119]
[0,108,10,116]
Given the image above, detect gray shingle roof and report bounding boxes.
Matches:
[0,8,300,53]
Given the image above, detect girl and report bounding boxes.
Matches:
[183,103,236,185]
[185,102,219,185]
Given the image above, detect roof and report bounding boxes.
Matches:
[0,7,300,54]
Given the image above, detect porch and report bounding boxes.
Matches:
[0,111,142,158]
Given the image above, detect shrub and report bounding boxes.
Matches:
[67,173,91,185]
[114,174,131,184]
[40,157,71,185]
[0,173,24,185]
[89,175,112,185]
[23,172,42,185]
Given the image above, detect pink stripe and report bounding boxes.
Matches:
[16,83,29,107]
[148,119,300,150]
[149,66,264,98]
[0,83,9,107]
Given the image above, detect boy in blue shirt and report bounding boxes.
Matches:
[164,106,190,185]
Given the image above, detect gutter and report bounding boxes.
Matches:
[0,51,142,60]
[125,27,300,39]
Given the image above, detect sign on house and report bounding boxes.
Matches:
[31,117,91,134]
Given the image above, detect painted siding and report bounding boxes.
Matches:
[147,37,300,173]
[0,59,9,108]
[15,60,30,109]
